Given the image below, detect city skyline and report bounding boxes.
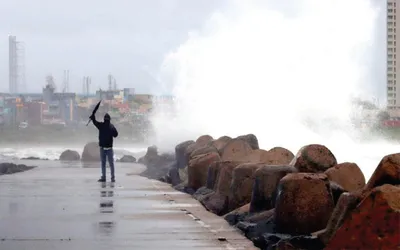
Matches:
[1,0,386,100]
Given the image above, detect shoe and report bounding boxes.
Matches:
[111,177,115,183]
[98,177,106,182]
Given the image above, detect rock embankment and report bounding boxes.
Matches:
[140,134,400,250]
[0,163,36,175]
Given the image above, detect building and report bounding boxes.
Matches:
[387,0,400,115]
[42,84,77,123]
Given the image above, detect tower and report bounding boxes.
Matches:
[8,35,26,94]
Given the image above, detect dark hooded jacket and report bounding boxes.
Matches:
[91,114,118,148]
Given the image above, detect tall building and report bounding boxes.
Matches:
[8,35,25,94]
[8,35,18,94]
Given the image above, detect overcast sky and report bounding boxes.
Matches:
[0,0,385,99]
[0,0,228,94]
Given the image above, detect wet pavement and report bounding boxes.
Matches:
[0,160,256,250]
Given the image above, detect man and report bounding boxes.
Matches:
[90,113,119,182]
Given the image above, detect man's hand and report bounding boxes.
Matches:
[89,114,95,120]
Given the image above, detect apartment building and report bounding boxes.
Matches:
[387,0,400,115]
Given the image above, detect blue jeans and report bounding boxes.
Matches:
[100,148,115,179]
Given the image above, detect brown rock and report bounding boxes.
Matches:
[246,149,270,163]
[319,192,362,245]
[190,145,218,159]
[230,163,264,210]
[325,162,365,192]
[366,153,400,190]
[223,203,251,225]
[202,161,241,216]
[210,136,232,153]
[196,135,214,146]
[175,140,195,169]
[274,173,335,235]
[215,161,241,196]
[206,161,220,190]
[220,139,253,162]
[290,144,337,173]
[187,152,221,190]
[250,165,297,212]
[200,192,229,216]
[267,147,295,165]
[245,148,294,165]
[325,184,400,250]
[236,134,259,150]
[246,208,275,223]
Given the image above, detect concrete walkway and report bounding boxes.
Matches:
[0,160,257,250]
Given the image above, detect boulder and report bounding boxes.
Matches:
[175,140,195,169]
[324,162,365,192]
[168,167,181,186]
[0,163,36,175]
[201,192,229,216]
[184,143,201,165]
[210,136,232,153]
[319,192,362,245]
[274,173,335,235]
[118,155,136,163]
[246,149,270,163]
[230,163,264,210]
[250,165,297,213]
[290,144,337,173]
[140,160,177,181]
[224,203,251,225]
[60,150,80,161]
[138,145,159,165]
[190,145,218,159]
[254,233,325,250]
[245,209,275,223]
[246,148,294,165]
[220,139,253,162]
[187,152,221,190]
[329,181,346,205]
[81,142,100,162]
[201,161,241,215]
[266,147,295,165]
[325,184,400,250]
[215,161,241,197]
[173,180,195,195]
[193,186,214,202]
[196,135,214,146]
[206,161,221,190]
[366,153,400,189]
[178,167,188,183]
[236,134,259,150]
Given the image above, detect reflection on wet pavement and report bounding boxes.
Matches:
[98,182,116,236]
[0,164,255,249]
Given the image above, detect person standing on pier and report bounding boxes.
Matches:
[90,113,119,182]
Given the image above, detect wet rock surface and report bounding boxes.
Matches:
[324,162,365,191]
[0,163,36,175]
[59,149,81,161]
[290,144,337,173]
[152,138,400,250]
[274,173,334,235]
[326,184,400,250]
[138,146,176,181]
[81,142,100,162]
[117,155,136,163]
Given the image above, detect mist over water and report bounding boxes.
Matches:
[151,0,400,180]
